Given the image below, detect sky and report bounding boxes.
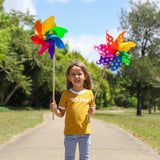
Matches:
[3,0,160,62]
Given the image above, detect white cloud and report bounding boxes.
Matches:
[3,0,36,15]
[64,28,121,63]
[45,0,70,3]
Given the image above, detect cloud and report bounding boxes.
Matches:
[3,0,36,15]
[45,0,70,3]
[64,28,121,62]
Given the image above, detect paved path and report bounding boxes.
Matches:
[0,113,160,160]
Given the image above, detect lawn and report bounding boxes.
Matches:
[0,107,160,155]
[0,107,47,145]
[92,108,160,154]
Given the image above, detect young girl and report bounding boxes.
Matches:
[50,61,96,160]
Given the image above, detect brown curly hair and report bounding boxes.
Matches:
[65,62,93,90]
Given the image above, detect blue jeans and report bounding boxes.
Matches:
[64,134,91,160]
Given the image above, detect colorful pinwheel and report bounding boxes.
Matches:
[94,31,136,71]
[31,16,68,59]
[31,16,68,120]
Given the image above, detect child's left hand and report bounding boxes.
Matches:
[88,106,95,115]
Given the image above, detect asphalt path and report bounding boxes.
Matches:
[0,112,160,160]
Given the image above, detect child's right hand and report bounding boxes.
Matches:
[50,101,57,112]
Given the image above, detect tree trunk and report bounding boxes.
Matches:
[137,82,142,116]
[0,92,4,105]
[148,102,152,114]
[154,105,156,112]
[2,84,19,105]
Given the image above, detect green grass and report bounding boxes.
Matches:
[92,108,160,154]
[0,108,48,145]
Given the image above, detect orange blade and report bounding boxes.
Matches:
[35,20,42,38]
[113,31,126,50]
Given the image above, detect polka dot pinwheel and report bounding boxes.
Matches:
[94,30,136,71]
[31,16,68,59]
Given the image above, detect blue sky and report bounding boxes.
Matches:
[32,0,129,36]
[3,0,159,62]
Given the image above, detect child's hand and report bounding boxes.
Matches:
[50,101,57,112]
[88,106,95,115]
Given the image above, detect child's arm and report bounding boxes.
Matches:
[50,101,65,118]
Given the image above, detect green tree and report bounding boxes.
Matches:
[0,0,4,12]
[0,10,35,106]
[120,0,160,115]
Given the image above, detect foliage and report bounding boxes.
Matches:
[0,0,160,113]
[119,0,160,115]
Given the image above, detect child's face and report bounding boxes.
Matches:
[68,66,86,89]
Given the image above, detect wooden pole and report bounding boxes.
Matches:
[91,65,108,107]
[52,57,55,120]
[85,65,107,123]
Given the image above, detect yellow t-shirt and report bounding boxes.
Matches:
[58,88,96,135]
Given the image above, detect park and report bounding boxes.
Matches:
[0,0,160,159]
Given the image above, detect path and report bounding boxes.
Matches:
[0,113,160,160]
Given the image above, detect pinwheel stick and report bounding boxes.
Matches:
[52,57,55,120]
[85,64,107,123]
[91,64,108,107]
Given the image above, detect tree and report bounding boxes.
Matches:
[120,0,160,115]
[0,0,4,12]
[0,10,35,106]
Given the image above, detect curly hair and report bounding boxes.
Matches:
[65,62,93,90]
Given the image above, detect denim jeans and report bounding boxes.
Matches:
[64,134,91,160]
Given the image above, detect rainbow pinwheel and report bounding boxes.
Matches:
[94,31,136,71]
[31,16,68,59]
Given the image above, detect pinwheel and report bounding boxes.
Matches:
[31,16,68,59]
[94,31,136,71]
[31,16,68,120]
[89,31,136,112]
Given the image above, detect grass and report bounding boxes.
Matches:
[92,108,160,154]
[0,106,160,155]
[0,107,48,145]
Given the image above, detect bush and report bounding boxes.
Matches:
[129,97,137,107]
[25,106,33,110]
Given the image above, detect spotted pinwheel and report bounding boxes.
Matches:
[31,16,68,59]
[94,31,136,71]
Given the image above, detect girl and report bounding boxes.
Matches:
[50,61,96,160]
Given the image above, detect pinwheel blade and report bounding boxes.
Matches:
[38,41,50,55]
[31,36,43,45]
[48,34,66,49]
[113,31,126,50]
[94,44,114,57]
[42,16,57,35]
[119,42,136,52]
[45,27,68,38]
[35,20,42,38]
[47,39,55,59]
[96,56,116,65]
[106,31,117,54]
[111,56,122,71]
